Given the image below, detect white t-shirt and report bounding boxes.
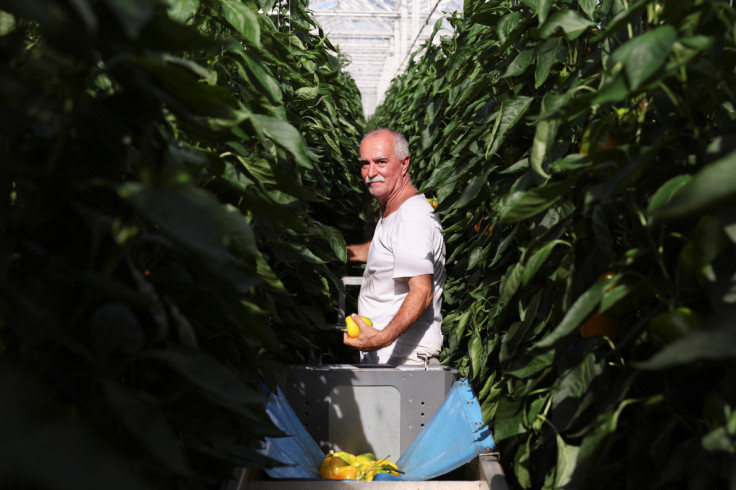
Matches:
[358,194,445,364]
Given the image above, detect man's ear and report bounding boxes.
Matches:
[402,155,410,175]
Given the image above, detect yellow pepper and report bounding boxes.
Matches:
[336,465,358,480]
[343,316,372,338]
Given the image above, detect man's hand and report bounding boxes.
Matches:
[346,241,371,262]
[343,313,390,352]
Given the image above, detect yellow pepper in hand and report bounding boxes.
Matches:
[343,315,372,339]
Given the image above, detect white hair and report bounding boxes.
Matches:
[363,128,409,160]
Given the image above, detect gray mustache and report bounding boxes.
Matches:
[365,175,386,184]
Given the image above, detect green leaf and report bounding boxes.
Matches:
[453,174,487,210]
[469,330,483,378]
[530,118,556,179]
[139,15,223,51]
[647,174,693,213]
[535,38,567,88]
[679,34,714,51]
[506,350,555,378]
[531,91,568,177]
[141,349,270,421]
[497,11,521,45]
[573,398,635,465]
[502,49,534,78]
[256,256,289,294]
[102,381,190,474]
[521,240,569,285]
[496,180,571,223]
[539,9,595,41]
[548,154,590,174]
[453,309,472,352]
[468,243,488,270]
[120,184,258,266]
[500,263,524,307]
[294,86,320,103]
[535,279,610,348]
[163,54,216,85]
[693,215,730,264]
[702,426,736,452]
[236,51,285,116]
[238,188,307,230]
[578,0,596,20]
[278,240,326,264]
[252,114,313,169]
[136,58,237,118]
[164,0,199,24]
[650,149,736,220]
[311,222,348,263]
[549,353,607,434]
[513,435,533,489]
[554,434,580,487]
[485,96,533,158]
[493,398,526,442]
[610,25,677,90]
[551,354,604,408]
[536,0,552,24]
[221,0,262,49]
[636,310,736,369]
[102,0,155,38]
[599,0,650,41]
[593,72,630,105]
[257,0,277,10]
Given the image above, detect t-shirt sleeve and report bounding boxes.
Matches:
[392,218,436,278]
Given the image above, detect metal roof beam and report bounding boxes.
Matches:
[327,32,393,37]
[340,46,391,51]
[344,58,387,63]
[314,11,399,18]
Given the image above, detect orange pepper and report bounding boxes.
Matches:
[319,454,346,479]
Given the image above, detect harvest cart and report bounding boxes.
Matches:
[223,364,508,490]
[223,276,507,489]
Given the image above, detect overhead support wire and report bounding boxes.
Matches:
[398,0,444,73]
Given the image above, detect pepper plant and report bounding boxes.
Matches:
[0,0,364,488]
[372,0,736,488]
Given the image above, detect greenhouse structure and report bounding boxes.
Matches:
[309,0,463,116]
[1,1,735,490]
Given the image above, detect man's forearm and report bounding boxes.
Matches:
[343,274,433,352]
[373,275,433,349]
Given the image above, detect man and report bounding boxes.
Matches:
[344,128,445,365]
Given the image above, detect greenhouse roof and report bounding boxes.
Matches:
[308,0,463,117]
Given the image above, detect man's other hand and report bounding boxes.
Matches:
[346,241,371,262]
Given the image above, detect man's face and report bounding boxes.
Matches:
[359,131,409,203]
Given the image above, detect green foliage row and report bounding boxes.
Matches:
[0,0,364,488]
[371,0,736,488]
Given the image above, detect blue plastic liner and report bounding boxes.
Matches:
[258,378,495,481]
[258,384,324,479]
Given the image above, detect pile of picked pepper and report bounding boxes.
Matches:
[319,450,401,481]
